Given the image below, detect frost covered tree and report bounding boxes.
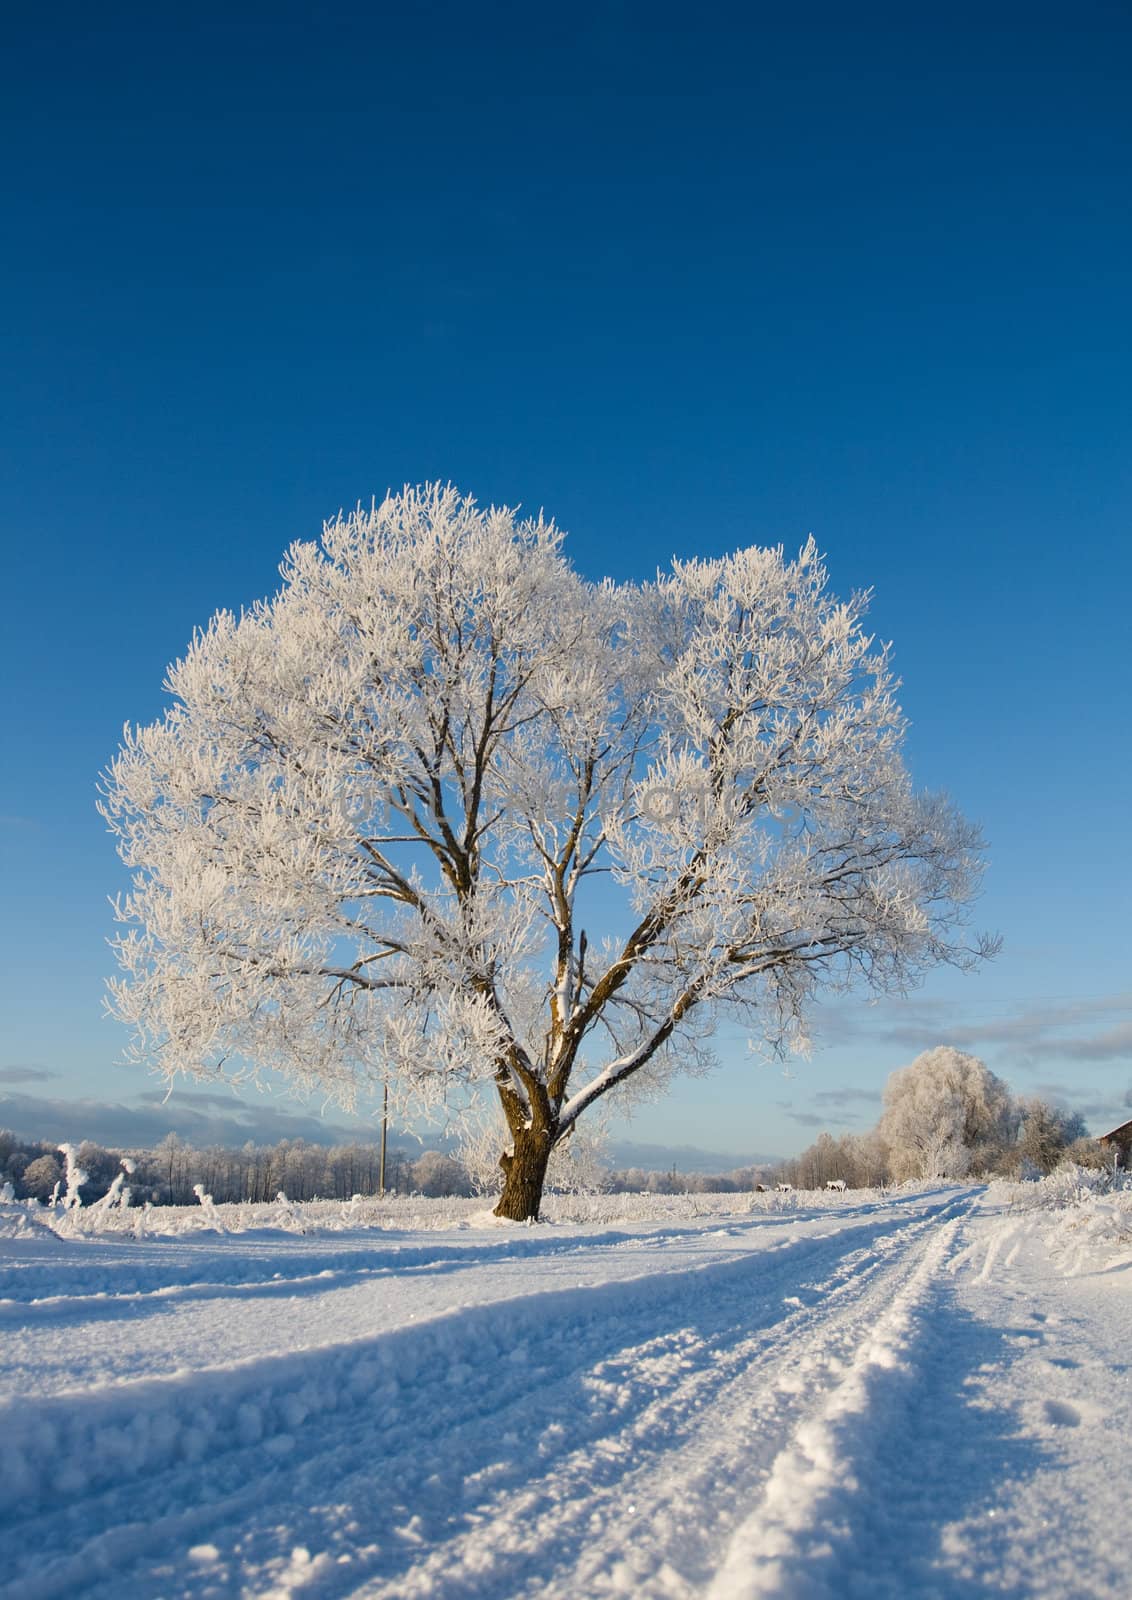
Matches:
[878,1046,1016,1180]
[21,1154,62,1202]
[409,1151,471,1198]
[1015,1099,1088,1175]
[783,1128,890,1189]
[101,484,995,1220]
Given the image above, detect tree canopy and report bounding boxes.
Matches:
[878,1046,1017,1180]
[102,485,995,1217]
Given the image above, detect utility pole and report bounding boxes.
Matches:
[379,1081,388,1197]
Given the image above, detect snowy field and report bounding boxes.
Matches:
[2,1182,1130,1599]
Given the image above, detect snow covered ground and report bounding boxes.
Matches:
[1,1183,1129,1599]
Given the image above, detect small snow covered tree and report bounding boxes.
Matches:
[101,485,995,1220]
[21,1153,62,1203]
[57,1144,89,1210]
[878,1046,1016,1180]
[1016,1099,1088,1175]
[410,1150,472,1197]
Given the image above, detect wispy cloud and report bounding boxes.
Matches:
[1045,1021,1132,1062]
[1025,1080,1129,1123]
[774,1085,877,1130]
[0,1065,59,1085]
[812,1087,880,1108]
[816,993,1132,1066]
[134,1088,263,1113]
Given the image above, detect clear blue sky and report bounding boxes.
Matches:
[2,3,1129,1161]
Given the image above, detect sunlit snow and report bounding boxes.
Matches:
[2,1180,1129,1597]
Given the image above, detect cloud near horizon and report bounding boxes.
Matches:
[774,1085,880,1130]
[815,993,1132,1068]
[780,1110,834,1129]
[0,1088,391,1152]
[813,1087,880,1107]
[0,1065,59,1085]
[0,1091,786,1170]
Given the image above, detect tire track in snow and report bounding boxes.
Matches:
[0,1205,893,1317]
[704,1206,971,1600]
[0,1192,973,1599]
[356,1191,977,1600]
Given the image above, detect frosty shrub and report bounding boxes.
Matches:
[995,1163,1132,1272]
[58,1144,89,1211]
[21,1155,62,1203]
[1009,1099,1090,1177]
[192,1183,224,1231]
[1060,1135,1109,1171]
[85,1158,134,1219]
[1002,1162,1126,1214]
[102,485,994,1220]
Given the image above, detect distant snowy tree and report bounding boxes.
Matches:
[411,1151,472,1198]
[1015,1099,1088,1175]
[22,1154,62,1202]
[878,1046,1016,1180]
[841,1130,890,1188]
[1061,1135,1109,1171]
[101,484,995,1220]
[782,1127,890,1189]
[154,1131,191,1203]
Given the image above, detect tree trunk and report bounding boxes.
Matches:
[494,1125,554,1221]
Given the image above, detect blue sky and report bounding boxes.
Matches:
[2,3,1129,1161]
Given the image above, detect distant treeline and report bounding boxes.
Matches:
[6,1095,1100,1210]
[0,1128,781,1207]
[0,1129,433,1205]
[605,1165,770,1194]
[776,1107,1107,1191]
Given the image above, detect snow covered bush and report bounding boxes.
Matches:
[996,1164,1132,1271]
[58,1145,89,1211]
[270,1192,308,1233]
[1061,1135,1110,1170]
[18,1183,887,1241]
[85,1158,134,1221]
[1001,1161,1126,1214]
[192,1183,224,1231]
[20,1155,61,1203]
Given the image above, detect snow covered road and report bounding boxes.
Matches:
[1,1187,1128,1598]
